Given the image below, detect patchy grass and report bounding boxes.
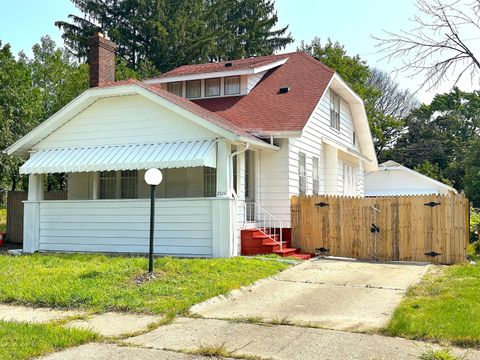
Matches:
[419,348,465,360]
[0,209,5,232]
[387,264,480,347]
[0,253,288,314]
[0,321,97,360]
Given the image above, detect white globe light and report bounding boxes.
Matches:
[144,168,163,186]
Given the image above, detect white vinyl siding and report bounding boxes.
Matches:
[33,95,216,150]
[247,71,267,92]
[37,199,214,257]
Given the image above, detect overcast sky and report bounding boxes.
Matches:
[1,0,478,103]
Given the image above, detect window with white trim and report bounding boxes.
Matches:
[186,80,201,98]
[205,78,220,97]
[99,171,116,199]
[121,170,137,199]
[330,89,341,130]
[299,152,307,195]
[203,167,216,197]
[167,82,182,96]
[343,163,357,196]
[312,156,320,195]
[224,76,240,95]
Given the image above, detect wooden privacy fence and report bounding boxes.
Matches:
[291,194,470,264]
[6,191,67,244]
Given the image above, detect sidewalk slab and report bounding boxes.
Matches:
[65,312,162,337]
[0,304,83,323]
[190,258,429,331]
[127,317,480,360]
[37,343,206,360]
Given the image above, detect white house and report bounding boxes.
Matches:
[5,33,377,258]
[365,161,457,196]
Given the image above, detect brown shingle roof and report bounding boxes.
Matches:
[156,53,291,78]
[192,52,335,132]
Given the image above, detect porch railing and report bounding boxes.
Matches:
[244,202,283,251]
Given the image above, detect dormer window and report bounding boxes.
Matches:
[167,82,182,96]
[205,78,220,97]
[330,89,341,130]
[186,80,201,98]
[225,76,240,95]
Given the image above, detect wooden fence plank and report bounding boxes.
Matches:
[291,193,469,264]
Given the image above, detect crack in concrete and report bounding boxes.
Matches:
[274,278,407,291]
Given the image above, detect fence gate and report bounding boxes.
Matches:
[291,194,469,264]
[6,191,67,244]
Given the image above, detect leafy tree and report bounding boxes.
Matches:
[56,0,293,73]
[390,88,480,192]
[462,138,480,206]
[0,42,42,191]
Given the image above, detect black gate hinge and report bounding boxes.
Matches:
[371,224,380,233]
[424,202,441,207]
[315,202,329,208]
[424,251,442,257]
[316,247,330,253]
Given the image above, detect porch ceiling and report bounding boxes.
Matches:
[20,139,217,174]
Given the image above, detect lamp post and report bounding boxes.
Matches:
[144,168,163,273]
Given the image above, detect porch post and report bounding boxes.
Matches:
[23,174,44,253]
[216,139,231,198]
[212,139,234,257]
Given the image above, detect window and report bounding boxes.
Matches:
[167,82,182,96]
[312,157,320,195]
[352,131,356,146]
[203,167,216,197]
[205,78,220,97]
[186,80,201,98]
[224,76,240,95]
[121,170,137,199]
[343,163,357,196]
[299,152,306,195]
[330,89,341,130]
[99,171,116,199]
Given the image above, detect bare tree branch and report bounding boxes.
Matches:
[373,0,480,90]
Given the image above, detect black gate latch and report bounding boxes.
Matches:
[371,224,380,233]
[425,251,442,257]
[424,202,441,207]
[315,202,329,208]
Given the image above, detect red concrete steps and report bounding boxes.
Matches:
[241,228,314,260]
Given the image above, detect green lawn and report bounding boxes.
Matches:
[387,264,480,347]
[0,208,5,232]
[0,253,288,314]
[0,321,96,360]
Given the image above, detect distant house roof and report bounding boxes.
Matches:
[368,161,458,195]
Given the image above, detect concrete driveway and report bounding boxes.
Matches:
[190,258,429,331]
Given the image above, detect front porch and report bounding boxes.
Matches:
[21,139,239,258]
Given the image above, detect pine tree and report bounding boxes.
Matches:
[55,0,293,73]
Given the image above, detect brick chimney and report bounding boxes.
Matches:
[88,33,117,87]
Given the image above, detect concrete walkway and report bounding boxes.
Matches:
[191,258,429,331]
[125,317,480,360]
